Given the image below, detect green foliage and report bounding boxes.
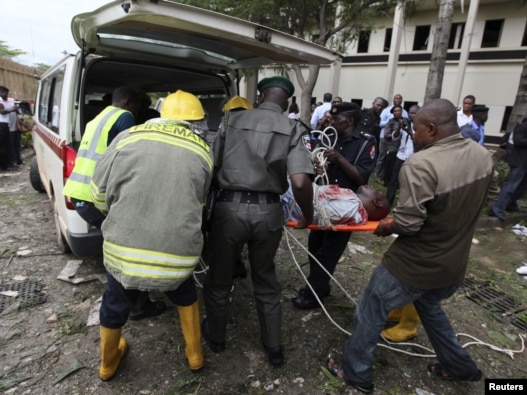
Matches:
[21,132,33,149]
[33,63,51,72]
[0,40,26,59]
[179,0,421,50]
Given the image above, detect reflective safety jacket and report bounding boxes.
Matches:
[63,106,129,202]
[90,119,213,291]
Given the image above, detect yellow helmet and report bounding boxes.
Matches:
[224,95,252,111]
[161,90,206,121]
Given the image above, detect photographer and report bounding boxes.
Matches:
[385,104,420,206]
[382,104,410,187]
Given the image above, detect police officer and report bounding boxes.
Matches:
[292,102,377,310]
[202,76,314,367]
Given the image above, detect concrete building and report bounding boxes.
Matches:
[259,0,527,143]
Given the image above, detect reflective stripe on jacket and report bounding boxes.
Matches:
[63,106,128,202]
[90,119,213,291]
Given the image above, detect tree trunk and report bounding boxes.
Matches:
[292,63,321,124]
[423,0,455,103]
[506,54,527,132]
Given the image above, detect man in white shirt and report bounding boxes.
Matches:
[0,86,17,171]
[457,94,475,128]
[310,92,333,129]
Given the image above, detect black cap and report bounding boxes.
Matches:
[330,101,361,116]
[0,86,9,92]
[471,104,489,113]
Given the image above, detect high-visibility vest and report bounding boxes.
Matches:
[63,106,129,202]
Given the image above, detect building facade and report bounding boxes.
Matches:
[258,0,527,143]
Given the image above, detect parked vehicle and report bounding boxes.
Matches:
[30,0,339,256]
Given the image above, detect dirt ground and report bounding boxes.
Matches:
[1,151,526,395]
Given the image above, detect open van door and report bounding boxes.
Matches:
[71,0,340,70]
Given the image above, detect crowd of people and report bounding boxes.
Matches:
[0,86,33,171]
[3,76,523,392]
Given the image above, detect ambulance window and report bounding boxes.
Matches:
[37,66,65,134]
[50,68,65,133]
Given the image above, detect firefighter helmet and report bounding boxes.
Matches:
[224,96,252,111]
[161,90,205,121]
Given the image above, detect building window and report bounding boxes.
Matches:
[481,19,503,48]
[384,28,392,52]
[351,99,363,107]
[501,106,513,132]
[448,22,465,49]
[413,25,430,50]
[357,31,371,53]
[522,21,527,46]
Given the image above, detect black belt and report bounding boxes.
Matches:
[218,190,280,204]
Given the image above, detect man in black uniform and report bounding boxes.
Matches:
[357,97,388,143]
[202,76,314,366]
[292,102,377,309]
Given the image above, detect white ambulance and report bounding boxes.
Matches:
[30,0,339,256]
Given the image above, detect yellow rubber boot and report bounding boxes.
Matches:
[381,303,420,342]
[99,326,128,381]
[386,306,403,322]
[177,301,204,371]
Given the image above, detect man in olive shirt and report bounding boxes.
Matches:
[203,76,314,367]
[327,99,493,393]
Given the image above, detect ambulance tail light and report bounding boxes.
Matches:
[63,145,77,210]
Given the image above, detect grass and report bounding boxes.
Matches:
[57,311,87,336]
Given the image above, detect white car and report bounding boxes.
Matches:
[30,0,339,256]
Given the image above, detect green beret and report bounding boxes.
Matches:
[331,102,361,116]
[257,76,295,97]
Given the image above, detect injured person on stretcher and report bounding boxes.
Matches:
[281,182,390,229]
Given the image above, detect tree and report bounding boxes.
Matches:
[423,0,455,102]
[506,1,527,131]
[0,40,26,59]
[179,0,420,121]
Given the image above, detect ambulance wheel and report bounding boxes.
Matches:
[52,194,71,254]
[29,157,45,193]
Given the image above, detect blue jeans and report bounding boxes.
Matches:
[492,166,527,215]
[341,264,480,384]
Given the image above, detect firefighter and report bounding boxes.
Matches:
[90,90,213,380]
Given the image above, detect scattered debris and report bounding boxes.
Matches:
[0,290,19,297]
[57,260,104,284]
[516,264,527,276]
[53,359,85,384]
[263,382,274,391]
[0,375,32,391]
[348,242,373,255]
[250,380,261,388]
[472,238,480,244]
[16,247,32,256]
[301,311,320,323]
[46,313,59,323]
[416,388,437,395]
[512,224,527,236]
[86,297,102,327]
[293,377,304,384]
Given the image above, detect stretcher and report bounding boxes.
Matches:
[287,219,391,232]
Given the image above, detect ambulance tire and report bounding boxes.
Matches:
[29,157,46,193]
